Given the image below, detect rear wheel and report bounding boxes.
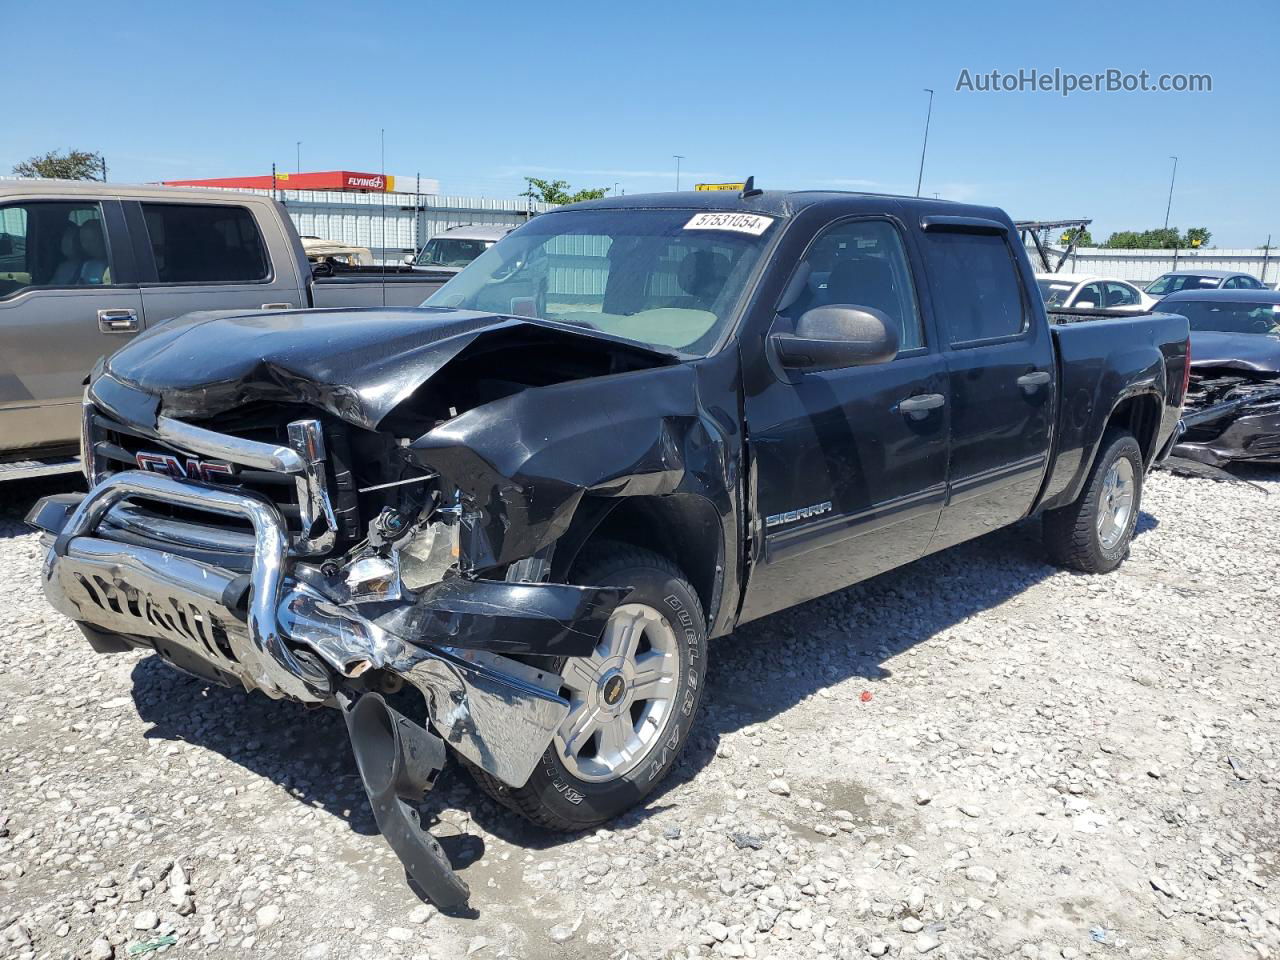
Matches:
[469,543,708,831]
[1043,428,1143,573]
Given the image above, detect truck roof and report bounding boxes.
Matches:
[432,225,513,242]
[0,178,265,203]
[566,188,1007,224]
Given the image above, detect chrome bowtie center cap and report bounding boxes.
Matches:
[601,671,627,707]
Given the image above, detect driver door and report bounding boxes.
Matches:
[0,198,143,453]
[739,215,949,622]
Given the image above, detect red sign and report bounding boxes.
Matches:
[163,171,396,193]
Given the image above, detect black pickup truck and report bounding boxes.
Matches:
[28,189,1189,909]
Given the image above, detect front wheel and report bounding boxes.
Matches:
[1043,428,1143,573]
[469,543,708,831]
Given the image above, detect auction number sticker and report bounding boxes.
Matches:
[684,212,774,236]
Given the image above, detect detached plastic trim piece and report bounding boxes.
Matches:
[340,691,471,912]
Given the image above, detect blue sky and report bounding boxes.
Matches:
[4,0,1276,246]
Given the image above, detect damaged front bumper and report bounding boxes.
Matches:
[28,470,626,908]
[1172,390,1280,467]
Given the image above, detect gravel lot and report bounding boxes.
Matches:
[2,466,1277,960]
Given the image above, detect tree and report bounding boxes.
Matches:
[12,149,106,181]
[1103,227,1182,249]
[521,177,607,205]
[1059,227,1093,247]
[1184,227,1211,249]
[1100,226,1213,250]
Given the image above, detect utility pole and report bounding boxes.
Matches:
[1163,156,1178,230]
[673,155,685,192]
[296,141,301,174]
[100,155,107,183]
[915,88,934,198]
[613,181,620,195]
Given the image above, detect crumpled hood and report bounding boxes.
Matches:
[1190,330,1280,376]
[101,306,669,430]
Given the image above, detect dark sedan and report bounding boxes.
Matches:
[1157,289,1280,466]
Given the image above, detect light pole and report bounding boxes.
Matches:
[613,181,620,195]
[296,141,301,174]
[673,155,685,191]
[1163,156,1178,230]
[915,88,934,198]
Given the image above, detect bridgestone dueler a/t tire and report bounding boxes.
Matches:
[1043,428,1143,573]
[468,543,708,832]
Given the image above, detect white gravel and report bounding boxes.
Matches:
[2,465,1278,960]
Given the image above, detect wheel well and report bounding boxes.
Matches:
[1106,393,1162,465]
[554,495,724,626]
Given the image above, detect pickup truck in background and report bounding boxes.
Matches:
[0,180,451,478]
[27,189,1190,909]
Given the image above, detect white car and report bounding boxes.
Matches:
[406,224,515,273]
[1035,273,1157,312]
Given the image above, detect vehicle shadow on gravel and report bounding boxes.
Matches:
[125,509,1163,866]
[0,474,84,536]
[650,511,1164,804]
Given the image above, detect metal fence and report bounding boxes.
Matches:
[173,185,559,265]
[278,190,558,265]
[1046,246,1280,286]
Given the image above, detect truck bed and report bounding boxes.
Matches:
[1036,310,1190,512]
[311,269,452,309]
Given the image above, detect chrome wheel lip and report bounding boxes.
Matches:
[555,602,680,784]
[1096,456,1136,551]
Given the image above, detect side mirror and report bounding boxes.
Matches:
[1075,300,1095,309]
[402,254,416,266]
[771,305,899,373]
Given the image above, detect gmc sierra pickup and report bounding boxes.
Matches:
[28,188,1190,910]
[0,180,450,479]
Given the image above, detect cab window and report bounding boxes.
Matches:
[0,201,113,299]
[141,203,269,284]
[781,219,925,351]
[925,230,1029,345]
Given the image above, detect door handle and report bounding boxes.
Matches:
[1017,370,1051,392]
[97,308,140,334]
[896,393,946,420]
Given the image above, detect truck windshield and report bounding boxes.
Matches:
[424,209,775,355]
[1175,300,1280,336]
[416,237,494,267]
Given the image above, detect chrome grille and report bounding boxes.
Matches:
[83,405,340,556]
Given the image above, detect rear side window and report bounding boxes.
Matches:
[141,203,269,284]
[1106,282,1139,307]
[926,231,1028,345]
[0,201,113,299]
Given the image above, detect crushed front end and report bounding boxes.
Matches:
[1172,369,1280,466]
[27,373,626,910]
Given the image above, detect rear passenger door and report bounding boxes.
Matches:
[128,201,300,325]
[0,198,143,452]
[919,219,1055,552]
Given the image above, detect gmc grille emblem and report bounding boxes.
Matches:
[135,452,236,482]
